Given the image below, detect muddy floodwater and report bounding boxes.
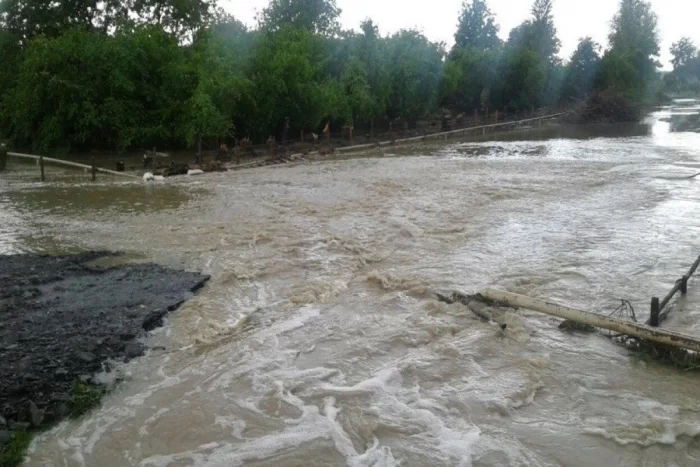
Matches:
[3,102,700,466]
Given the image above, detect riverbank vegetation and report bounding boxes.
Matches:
[0,0,693,153]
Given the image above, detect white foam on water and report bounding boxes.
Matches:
[123,373,186,408]
[584,422,700,447]
[138,397,394,467]
[251,366,341,395]
[309,367,483,465]
[259,305,321,337]
[139,407,170,436]
[315,368,401,398]
[347,438,399,467]
[214,416,246,439]
[57,404,138,458]
[582,397,700,447]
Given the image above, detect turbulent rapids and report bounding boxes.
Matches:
[2,102,700,466]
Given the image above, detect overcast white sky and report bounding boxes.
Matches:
[222,0,700,70]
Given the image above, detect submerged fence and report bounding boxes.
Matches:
[0,109,566,179]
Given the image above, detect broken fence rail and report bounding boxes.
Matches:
[648,254,700,327]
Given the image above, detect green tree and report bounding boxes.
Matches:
[105,26,194,147]
[183,28,254,147]
[594,51,639,99]
[385,29,445,120]
[0,0,216,42]
[442,47,499,111]
[507,0,560,64]
[0,0,95,42]
[2,26,193,151]
[445,0,501,112]
[126,0,218,37]
[2,29,108,150]
[561,37,600,101]
[670,38,697,70]
[529,0,560,63]
[497,48,546,110]
[667,37,700,95]
[247,27,331,138]
[0,28,21,112]
[356,19,392,120]
[257,0,341,36]
[340,58,374,124]
[453,0,501,53]
[608,0,659,90]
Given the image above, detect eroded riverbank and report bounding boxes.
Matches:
[0,252,208,460]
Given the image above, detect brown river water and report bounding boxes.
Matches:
[3,102,700,466]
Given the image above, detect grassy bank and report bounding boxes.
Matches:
[0,383,103,467]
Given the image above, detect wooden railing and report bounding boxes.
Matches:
[3,151,139,180]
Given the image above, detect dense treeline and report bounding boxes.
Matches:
[0,0,690,152]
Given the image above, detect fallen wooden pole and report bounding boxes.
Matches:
[480,288,700,353]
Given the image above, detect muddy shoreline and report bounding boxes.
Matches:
[0,252,209,434]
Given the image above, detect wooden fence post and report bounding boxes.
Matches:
[91,156,96,181]
[40,155,45,182]
[0,144,7,172]
[283,117,289,148]
[650,297,660,327]
[267,136,276,158]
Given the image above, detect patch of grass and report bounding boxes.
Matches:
[0,431,32,467]
[70,382,103,419]
[0,382,105,467]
